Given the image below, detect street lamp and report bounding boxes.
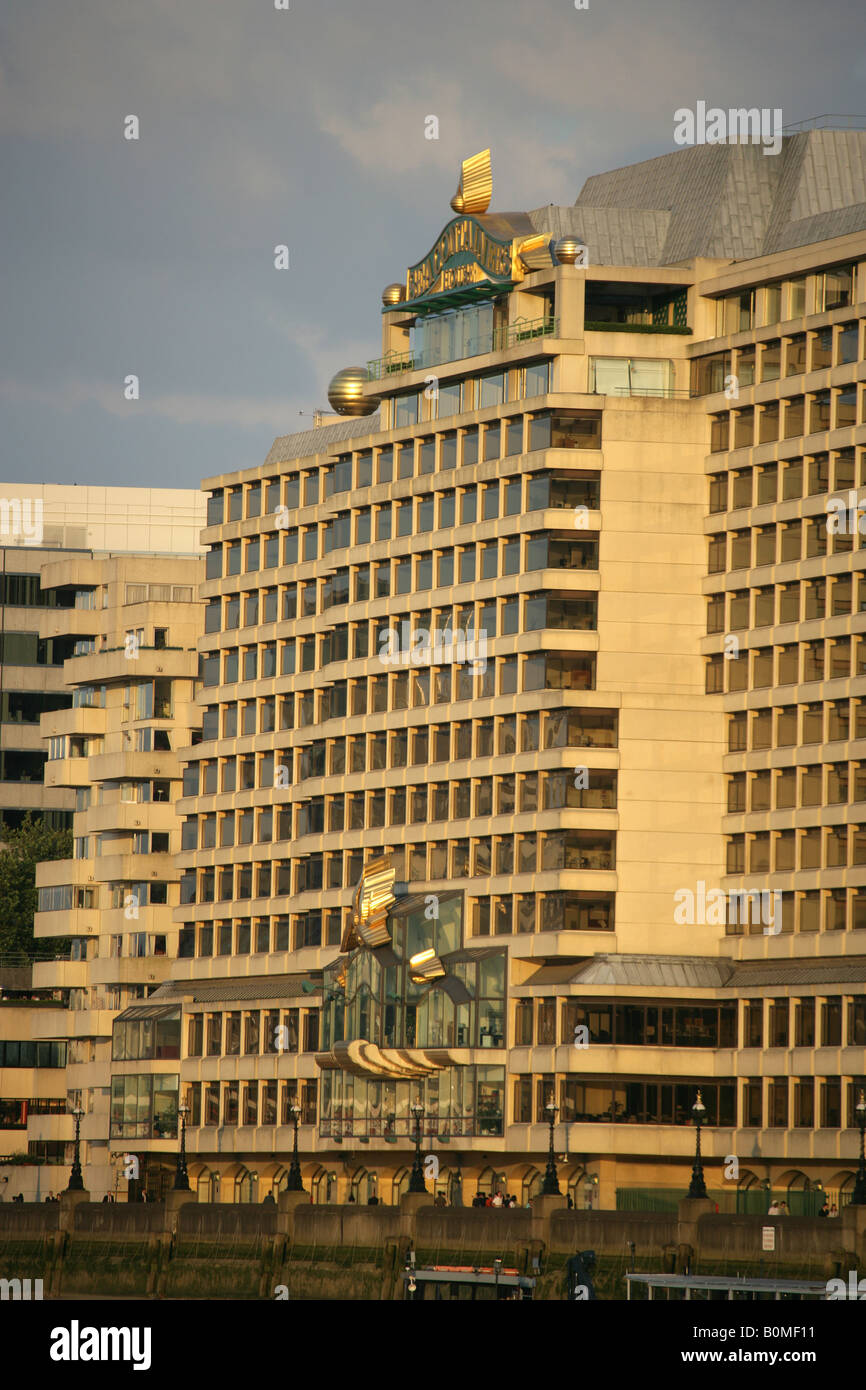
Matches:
[849,1090,866,1206]
[173,1102,191,1191]
[408,1100,426,1193]
[67,1103,85,1192]
[286,1102,306,1192]
[542,1098,561,1196]
[687,1091,708,1199]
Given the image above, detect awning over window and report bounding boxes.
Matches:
[113,1003,180,1023]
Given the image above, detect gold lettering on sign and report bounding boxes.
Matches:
[407,217,513,300]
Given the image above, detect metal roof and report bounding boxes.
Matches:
[263,414,381,469]
[522,955,734,990]
[727,959,866,988]
[571,130,866,266]
[113,1002,180,1022]
[152,975,321,1005]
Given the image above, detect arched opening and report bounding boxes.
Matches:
[735,1170,764,1214]
[350,1167,379,1205]
[473,1166,507,1205]
[235,1168,259,1204]
[569,1169,599,1210]
[521,1167,544,1206]
[392,1166,411,1204]
[196,1169,220,1204]
[830,1170,856,1212]
[311,1167,337,1204]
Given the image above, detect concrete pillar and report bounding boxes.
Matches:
[57,1189,89,1232]
[841,1202,866,1259]
[399,1190,430,1242]
[555,266,585,340]
[381,312,411,363]
[677,1196,713,1259]
[530,1192,566,1246]
[163,1190,196,1232]
[276,1189,310,1238]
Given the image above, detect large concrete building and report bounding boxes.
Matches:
[12,129,866,1211]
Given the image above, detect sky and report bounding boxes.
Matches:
[0,0,864,489]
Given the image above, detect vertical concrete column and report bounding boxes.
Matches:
[57,1189,90,1232]
[677,1196,713,1261]
[381,311,411,362]
[163,1190,196,1232]
[399,1190,430,1241]
[555,266,585,340]
[276,1189,310,1238]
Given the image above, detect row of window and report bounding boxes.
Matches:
[0,1041,67,1068]
[183,1079,318,1130]
[707,638,866,694]
[207,525,599,588]
[201,657,596,716]
[728,701,866,751]
[179,827,618,910]
[709,449,859,511]
[727,764,866,812]
[192,712,617,792]
[721,885,866,936]
[205,408,600,532]
[0,690,71,725]
[726,829,866,874]
[184,1008,319,1058]
[0,1099,69,1129]
[711,265,859,338]
[207,473,597,575]
[178,895,615,957]
[183,773,617,852]
[693,318,862,396]
[710,388,862,452]
[708,576,865,633]
[517,1075,866,1130]
[709,515,865,572]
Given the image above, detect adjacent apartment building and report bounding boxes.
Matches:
[0,487,205,1196]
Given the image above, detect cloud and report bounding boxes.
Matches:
[0,375,299,431]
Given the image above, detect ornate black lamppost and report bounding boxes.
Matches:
[286,1102,306,1192]
[687,1091,708,1199]
[408,1100,426,1193]
[173,1102,190,1191]
[542,1098,561,1195]
[67,1103,85,1192]
[849,1090,866,1206]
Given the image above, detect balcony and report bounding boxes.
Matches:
[366,315,559,381]
[63,646,195,685]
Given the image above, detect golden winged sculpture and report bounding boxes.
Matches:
[341,854,396,951]
[450,149,492,215]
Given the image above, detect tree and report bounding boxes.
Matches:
[0,815,72,959]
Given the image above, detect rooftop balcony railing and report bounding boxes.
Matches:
[366,315,559,381]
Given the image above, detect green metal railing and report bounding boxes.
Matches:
[492,315,558,351]
[366,349,417,379]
